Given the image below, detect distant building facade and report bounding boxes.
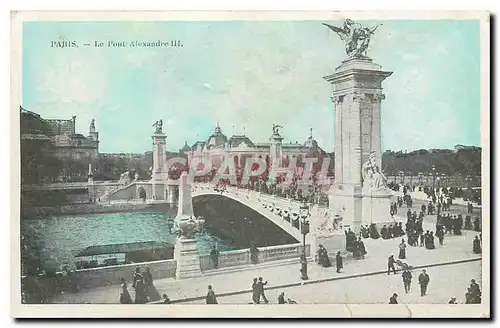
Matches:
[20,106,99,160]
[183,123,330,179]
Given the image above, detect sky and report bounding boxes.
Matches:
[21,19,481,153]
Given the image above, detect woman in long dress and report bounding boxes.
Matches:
[317,245,332,268]
[119,278,133,304]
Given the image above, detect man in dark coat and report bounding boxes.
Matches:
[469,279,481,304]
[257,277,269,304]
[251,278,259,304]
[381,225,389,240]
[278,292,286,304]
[134,276,147,304]
[473,217,480,232]
[473,235,482,254]
[402,269,412,293]
[369,224,380,239]
[210,245,221,269]
[132,266,141,289]
[418,269,430,296]
[387,255,397,275]
[336,251,343,273]
[389,293,398,304]
[435,225,445,246]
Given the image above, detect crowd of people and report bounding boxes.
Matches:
[345,229,368,260]
[119,265,160,304]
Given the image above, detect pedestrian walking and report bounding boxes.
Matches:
[402,269,412,293]
[336,251,343,273]
[473,236,481,254]
[387,255,397,275]
[257,277,269,304]
[418,269,430,296]
[389,293,398,304]
[278,292,286,304]
[132,266,141,289]
[143,266,153,300]
[206,285,218,304]
[398,239,407,259]
[119,278,133,304]
[251,278,259,304]
[134,276,147,304]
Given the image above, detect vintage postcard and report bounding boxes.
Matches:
[11,10,490,318]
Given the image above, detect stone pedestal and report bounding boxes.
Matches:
[361,189,397,228]
[313,233,347,262]
[328,185,363,233]
[174,238,202,279]
[324,57,392,234]
[174,171,202,279]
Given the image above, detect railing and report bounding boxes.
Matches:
[199,243,310,271]
[27,258,178,293]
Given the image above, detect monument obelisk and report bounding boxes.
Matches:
[323,20,394,233]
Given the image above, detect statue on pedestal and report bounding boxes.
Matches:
[173,215,205,239]
[323,19,381,59]
[272,124,283,135]
[313,207,344,237]
[152,119,163,134]
[362,152,389,192]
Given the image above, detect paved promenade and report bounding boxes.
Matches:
[50,217,482,304]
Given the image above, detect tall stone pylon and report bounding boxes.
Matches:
[151,128,167,200]
[324,57,393,233]
[174,172,202,279]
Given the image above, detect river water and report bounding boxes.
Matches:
[21,211,241,272]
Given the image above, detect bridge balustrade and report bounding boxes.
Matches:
[199,243,311,271]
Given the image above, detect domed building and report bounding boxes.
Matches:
[206,122,228,149]
[184,123,329,175]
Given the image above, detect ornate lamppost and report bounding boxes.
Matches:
[398,170,405,185]
[418,172,423,190]
[465,174,473,201]
[441,173,447,194]
[299,202,310,280]
[431,165,437,191]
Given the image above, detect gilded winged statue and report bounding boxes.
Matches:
[323,19,381,59]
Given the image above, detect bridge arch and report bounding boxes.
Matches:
[191,189,302,243]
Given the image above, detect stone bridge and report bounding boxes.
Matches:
[191,184,316,243]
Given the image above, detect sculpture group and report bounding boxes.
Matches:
[323,19,381,59]
[362,152,389,192]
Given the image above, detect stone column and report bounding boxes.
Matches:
[331,95,343,187]
[323,57,392,233]
[151,133,167,200]
[372,93,386,169]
